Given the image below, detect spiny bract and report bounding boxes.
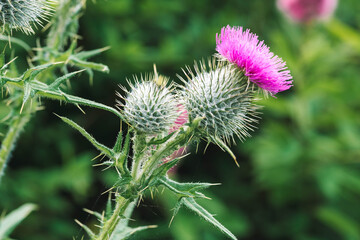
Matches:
[180,59,260,143]
[0,0,54,34]
[117,76,179,134]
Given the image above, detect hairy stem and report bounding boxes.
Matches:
[0,112,31,184]
[97,196,134,240]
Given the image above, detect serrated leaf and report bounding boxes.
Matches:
[182,198,237,240]
[56,115,114,157]
[0,203,37,239]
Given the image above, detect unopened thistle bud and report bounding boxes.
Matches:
[180,59,259,143]
[117,76,179,134]
[0,0,54,35]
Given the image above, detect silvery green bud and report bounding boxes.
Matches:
[180,59,260,143]
[117,76,179,134]
[0,0,54,35]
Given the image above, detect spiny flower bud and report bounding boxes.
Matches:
[0,0,54,35]
[180,59,260,143]
[117,75,179,134]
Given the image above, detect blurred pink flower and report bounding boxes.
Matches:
[216,26,293,95]
[277,0,338,22]
[163,104,188,174]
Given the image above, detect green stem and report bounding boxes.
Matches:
[143,119,199,178]
[131,132,146,180]
[97,196,134,240]
[0,112,31,184]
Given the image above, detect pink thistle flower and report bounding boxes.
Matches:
[216,26,293,96]
[277,0,338,23]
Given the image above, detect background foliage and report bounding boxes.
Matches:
[1,0,360,239]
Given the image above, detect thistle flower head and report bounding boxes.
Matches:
[0,0,54,35]
[180,59,260,143]
[117,75,179,134]
[277,0,338,22]
[216,26,292,96]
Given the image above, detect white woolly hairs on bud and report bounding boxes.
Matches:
[0,0,55,34]
[179,58,260,143]
[116,75,179,134]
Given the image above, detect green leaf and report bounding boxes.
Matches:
[109,225,157,240]
[159,177,218,199]
[113,130,123,153]
[56,115,114,157]
[211,135,239,167]
[70,57,109,73]
[0,203,37,239]
[49,69,86,89]
[22,62,62,81]
[116,130,131,175]
[181,198,237,240]
[316,207,360,239]
[74,46,110,60]
[147,131,175,145]
[75,219,96,240]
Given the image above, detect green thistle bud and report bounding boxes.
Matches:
[117,75,179,134]
[0,0,54,35]
[180,59,260,143]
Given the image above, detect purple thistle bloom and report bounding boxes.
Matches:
[216,26,293,95]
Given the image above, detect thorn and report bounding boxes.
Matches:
[101,186,115,195]
[19,101,26,114]
[91,153,103,161]
[75,103,86,114]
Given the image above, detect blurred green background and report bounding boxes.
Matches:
[1,0,360,239]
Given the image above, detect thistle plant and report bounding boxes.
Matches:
[0,1,293,239]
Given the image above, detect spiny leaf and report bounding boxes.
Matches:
[113,130,123,153]
[75,219,96,240]
[147,131,176,145]
[0,203,37,239]
[70,57,109,73]
[116,130,131,175]
[109,225,157,240]
[159,177,216,199]
[211,135,239,167]
[74,46,111,60]
[182,197,237,240]
[105,192,113,223]
[22,62,62,81]
[169,198,183,227]
[147,157,184,187]
[49,69,86,89]
[56,114,114,157]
